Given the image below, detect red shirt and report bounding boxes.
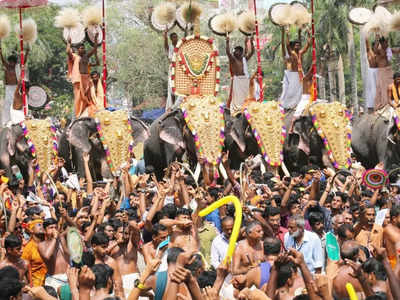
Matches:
[275,226,288,251]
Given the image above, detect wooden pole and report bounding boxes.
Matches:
[102,0,107,108]
[311,0,317,101]
[253,0,263,101]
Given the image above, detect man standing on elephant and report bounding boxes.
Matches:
[226,35,254,116]
[67,34,98,118]
[388,72,400,108]
[90,71,105,112]
[0,45,29,126]
[373,36,400,111]
[279,28,311,112]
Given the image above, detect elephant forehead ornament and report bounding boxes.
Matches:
[20,119,58,174]
[171,35,220,97]
[243,101,286,167]
[181,95,225,167]
[309,102,352,169]
[95,110,134,176]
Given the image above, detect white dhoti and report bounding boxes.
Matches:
[231,75,250,116]
[45,273,68,291]
[122,273,140,299]
[10,107,25,125]
[166,66,174,110]
[2,85,17,126]
[366,68,378,109]
[294,94,310,117]
[279,70,302,109]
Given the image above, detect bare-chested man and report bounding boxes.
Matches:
[9,80,25,125]
[226,35,254,116]
[280,28,311,111]
[91,232,125,299]
[0,45,28,126]
[66,34,98,118]
[38,218,70,292]
[372,36,400,110]
[233,221,264,275]
[109,222,141,298]
[164,208,199,253]
[0,234,28,283]
[142,223,169,265]
[383,205,400,269]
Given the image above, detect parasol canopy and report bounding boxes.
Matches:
[0,0,48,116]
[0,0,47,8]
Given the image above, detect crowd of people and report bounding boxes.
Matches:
[0,148,398,300]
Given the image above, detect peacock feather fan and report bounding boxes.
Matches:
[0,15,11,39]
[238,10,255,34]
[82,6,102,27]
[181,1,202,24]
[16,18,37,44]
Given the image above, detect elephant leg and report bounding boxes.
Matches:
[0,153,12,178]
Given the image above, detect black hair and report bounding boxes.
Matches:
[152,223,167,237]
[162,203,177,219]
[176,207,192,217]
[167,247,184,264]
[391,205,400,218]
[91,264,114,290]
[184,176,196,188]
[394,72,400,80]
[234,46,244,52]
[263,237,281,255]
[98,222,112,233]
[207,187,219,200]
[185,253,203,275]
[362,258,387,281]
[267,206,280,217]
[7,55,17,63]
[43,285,58,298]
[308,211,324,228]
[4,234,21,249]
[287,199,300,210]
[91,232,109,246]
[365,293,387,300]
[293,296,310,300]
[0,266,19,281]
[90,70,99,76]
[82,250,95,267]
[341,242,359,261]
[0,278,24,299]
[169,32,177,38]
[197,270,217,288]
[25,206,42,217]
[43,218,57,229]
[337,223,354,239]
[221,216,234,226]
[82,221,92,233]
[277,263,295,288]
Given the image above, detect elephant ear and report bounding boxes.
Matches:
[130,116,150,146]
[159,114,186,149]
[6,128,16,156]
[67,118,95,153]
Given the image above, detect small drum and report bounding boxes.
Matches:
[150,10,176,32]
[67,227,83,265]
[63,23,86,47]
[28,86,47,110]
[348,7,373,25]
[208,15,226,36]
[176,5,194,32]
[269,3,288,27]
[86,24,103,47]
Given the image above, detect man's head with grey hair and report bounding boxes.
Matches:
[245,221,263,243]
[287,215,305,240]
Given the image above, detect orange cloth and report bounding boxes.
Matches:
[68,54,96,118]
[90,79,105,111]
[391,83,400,106]
[28,219,43,231]
[355,224,383,249]
[22,239,47,287]
[388,255,397,270]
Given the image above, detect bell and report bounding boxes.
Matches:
[117,130,122,138]
[105,118,111,125]
[338,110,344,116]
[252,107,259,113]
[271,102,278,109]
[189,102,196,110]
[334,122,339,128]
[266,116,272,125]
[319,111,326,118]
[209,97,216,104]
[31,123,37,129]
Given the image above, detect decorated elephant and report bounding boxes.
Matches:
[59,114,149,180]
[352,109,400,170]
[0,125,32,180]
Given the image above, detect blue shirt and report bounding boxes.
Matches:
[284,230,324,273]
[204,209,221,232]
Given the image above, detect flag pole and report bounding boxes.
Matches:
[253,0,263,101]
[311,0,317,101]
[19,7,27,115]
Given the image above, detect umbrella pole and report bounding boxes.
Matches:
[311,0,317,101]
[19,7,27,115]
[253,0,263,102]
[102,0,107,108]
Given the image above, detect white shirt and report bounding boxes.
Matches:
[211,233,229,269]
[284,230,324,273]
